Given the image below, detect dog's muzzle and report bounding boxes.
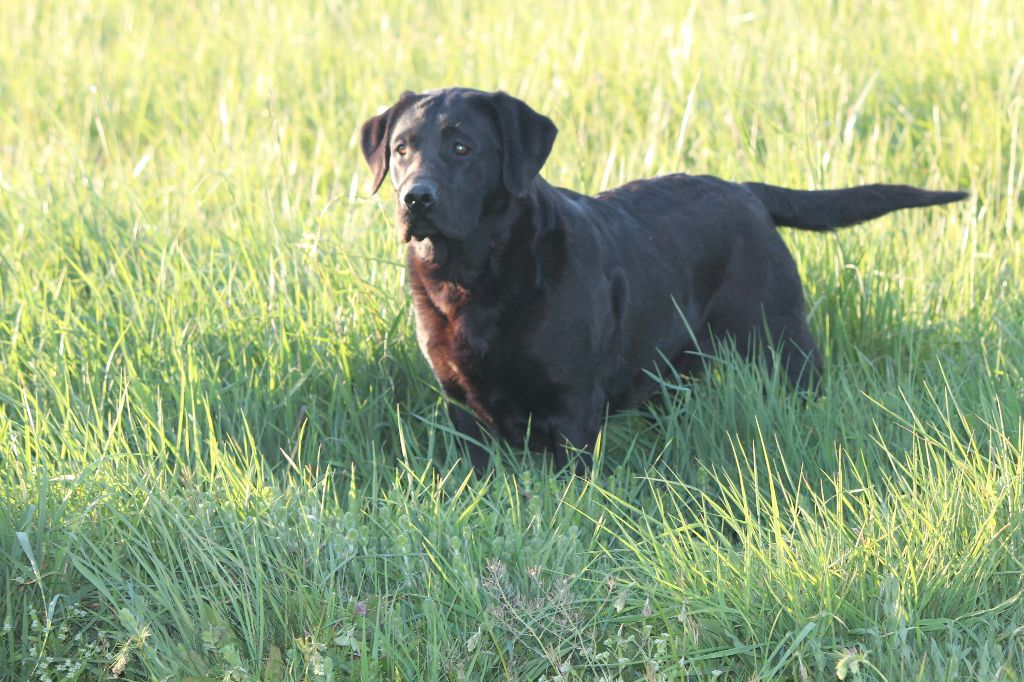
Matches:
[401,215,442,242]
[403,182,438,213]
[410,234,449,267]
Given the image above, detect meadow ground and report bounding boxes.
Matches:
[2,0,1023,679]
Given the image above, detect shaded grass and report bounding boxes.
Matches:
[2,0,1023,679]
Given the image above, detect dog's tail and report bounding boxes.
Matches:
[744,182,968,231]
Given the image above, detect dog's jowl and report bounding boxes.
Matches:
[360,87,967,474]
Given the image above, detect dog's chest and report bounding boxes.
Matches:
[413,290,501,390]
[411,282,563,433]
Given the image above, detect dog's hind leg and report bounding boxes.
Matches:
[670,323,717,380]
[699,275,823,392]
[765,316,824,393]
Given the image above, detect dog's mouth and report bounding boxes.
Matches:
[402,213,452,267]
[401,212,442,240]
[410,234,449,267]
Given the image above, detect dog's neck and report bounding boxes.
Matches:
[407,180,568,318]
[407,179,565,288]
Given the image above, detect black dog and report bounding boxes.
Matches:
[360,87,967,473]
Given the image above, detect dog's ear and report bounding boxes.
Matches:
[489,91,558,198]
[360,91,420,194]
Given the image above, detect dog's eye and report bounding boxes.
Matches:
[394,143,408,156]
[453,142,470,156]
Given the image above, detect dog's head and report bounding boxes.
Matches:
[360,88,557,266]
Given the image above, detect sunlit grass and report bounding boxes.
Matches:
[1,0,1022,679]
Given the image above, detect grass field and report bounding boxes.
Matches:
[2,0,1023,679]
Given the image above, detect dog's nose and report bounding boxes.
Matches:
[403,184,437,212]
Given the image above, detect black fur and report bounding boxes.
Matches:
[360,87,968,474]
[744,183,968,230]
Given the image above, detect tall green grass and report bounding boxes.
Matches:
[1,0,1022,679]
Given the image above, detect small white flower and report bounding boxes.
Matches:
[466,627,482,653]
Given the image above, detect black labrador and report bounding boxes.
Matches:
[360,87,967,474]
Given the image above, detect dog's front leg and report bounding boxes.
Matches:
[447,402,491,476]
[550,386,605,476]
[552,439,593,477]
